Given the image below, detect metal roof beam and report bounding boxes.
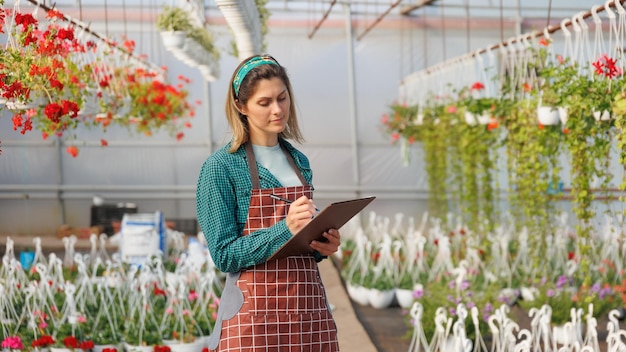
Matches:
[399,0,439,16]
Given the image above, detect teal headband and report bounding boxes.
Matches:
[233,55,280,96]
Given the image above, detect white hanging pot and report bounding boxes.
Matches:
[414,112,424,125]
[6,96,48,110]
[558,107,568,125]
[50,348,78,352]
[537,106,560,125]
[395,288,414,309]
[123,343,154,352]
[368,288,395,309]
[476,112,491,125]
[160,31,187,52]
[93,345,119,352]
[593,109,613,121]
[166,340,203,352]
[346,283,370,306]
[552,323,582,346]
[464,111,477,126]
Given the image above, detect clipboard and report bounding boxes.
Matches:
[268,196,376,261]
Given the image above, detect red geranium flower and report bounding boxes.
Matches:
[63,336,79,349]
[66,145,79,158]
[471,81,485,91]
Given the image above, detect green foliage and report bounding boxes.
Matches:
[382,96,500,233]
[412,277,503,341]
[188,29,220,61]
[614,92,626,202]
[155,6,194,32]
[156,5,219,62]
[517,278,619,325]
[502,100,562,238]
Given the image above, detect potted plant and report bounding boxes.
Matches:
[156,5,220,73]
[362,267,396,309]
[155,6,194,50]
[0,7,198,158]
[0,9,95,151]
[86,293,123,352]
[459,81,497,125]
[612,85,626,208]
[533,45,570,126]
[502,99,562,239]
[31,335,56,351]
[117,66,195,139]
[122,309,162,352]
[420,98,456,219]
[1,335,24,352]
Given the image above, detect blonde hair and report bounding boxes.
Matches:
[225,55,304,152]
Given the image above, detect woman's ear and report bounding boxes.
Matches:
[235,99,247,115]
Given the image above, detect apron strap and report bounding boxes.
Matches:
[244,140,309,189]
[244,142,261,189]
[279,141,309,186]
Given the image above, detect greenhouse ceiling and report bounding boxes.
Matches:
[21,0,609,20]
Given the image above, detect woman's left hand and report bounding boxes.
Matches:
[310,228,341,256]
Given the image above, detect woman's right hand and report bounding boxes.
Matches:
[285,195,317,234]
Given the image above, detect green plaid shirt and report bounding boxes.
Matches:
[196,140,323,273]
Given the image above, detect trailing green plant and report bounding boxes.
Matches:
[188,28,220,61]
[502,98,562,242]
[448,114,500,232]
[420,98,455,219]
[613,91,626,202]
[155,6,194,32]
[556,54,617,286]
[383,95,501,234]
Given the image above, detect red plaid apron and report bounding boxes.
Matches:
[213,142,339,351]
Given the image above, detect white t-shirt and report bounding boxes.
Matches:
[252,144,301,187]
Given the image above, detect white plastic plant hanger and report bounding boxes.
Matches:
[573,13,590,77]
[591,5,607,63]
[475,50,491,98]
[613,0,626,69]
[497,42,511,98]
[508,37,525,99]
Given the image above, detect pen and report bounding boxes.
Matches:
[269,194,320,212]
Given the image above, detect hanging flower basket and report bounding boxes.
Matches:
[536,106,561,125]
[0,6,197,157]
[593,109,613,121]
[160,31,186,52]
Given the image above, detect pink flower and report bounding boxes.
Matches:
[447,105,457,114]
[188,291,199,301]
[2,336,24,350]
[166,307,174,314]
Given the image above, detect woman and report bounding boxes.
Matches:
[196,54,341,351]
